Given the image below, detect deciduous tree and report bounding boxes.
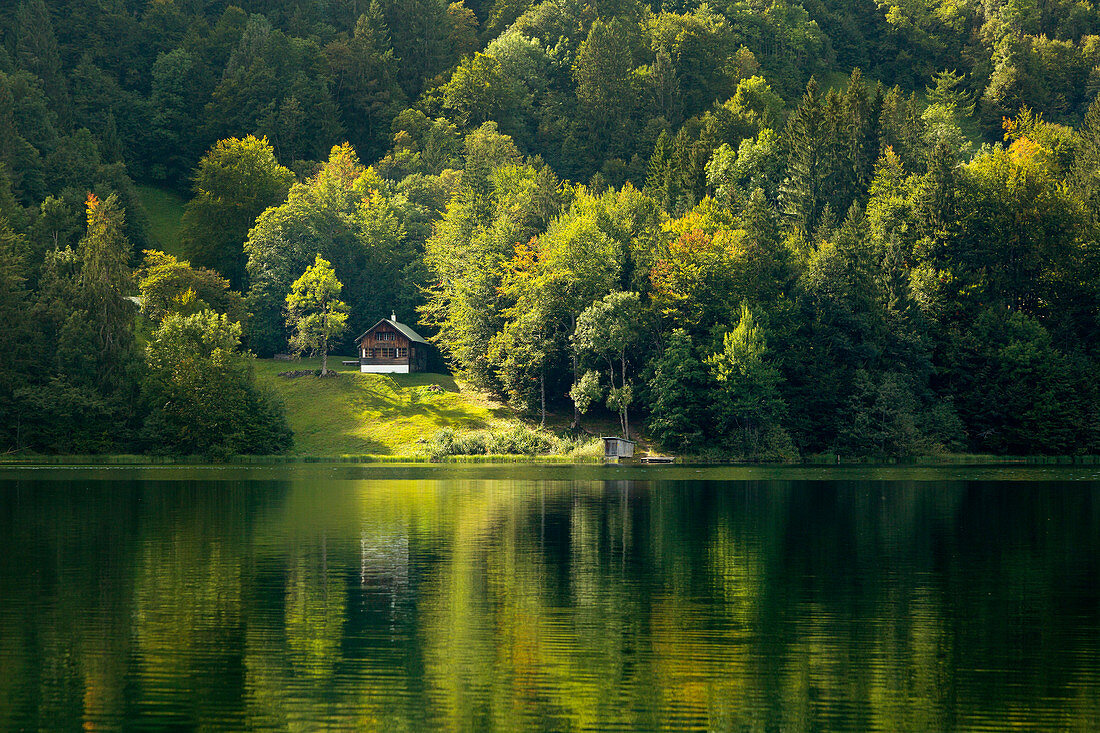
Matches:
[143,310,292,457]
[181,135,295,289]
[286,255,349,375]
[573,291,644,438]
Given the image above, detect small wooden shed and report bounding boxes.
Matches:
[602,437,636,459]
[354,312,429,374]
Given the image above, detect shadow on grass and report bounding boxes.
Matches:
[378,373,461,393]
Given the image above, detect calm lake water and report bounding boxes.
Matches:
[1,464,1099,731]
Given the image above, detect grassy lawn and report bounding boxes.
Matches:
[135,185,187,257]
[254,356,519,456]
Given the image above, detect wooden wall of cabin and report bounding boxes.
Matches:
[359,329,409,361]
[356,324,430,372]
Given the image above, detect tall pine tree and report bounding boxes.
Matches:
[780,78,833,236]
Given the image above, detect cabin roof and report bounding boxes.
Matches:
[354,317,428,345]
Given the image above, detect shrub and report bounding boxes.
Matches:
[426,423,579,458]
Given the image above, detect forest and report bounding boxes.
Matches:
[0,0,1098,458]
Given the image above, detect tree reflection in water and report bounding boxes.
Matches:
[0,467,1098,731]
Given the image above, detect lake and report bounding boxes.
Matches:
[1,464,1099,731]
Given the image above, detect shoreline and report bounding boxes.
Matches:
[2,453,1099,468]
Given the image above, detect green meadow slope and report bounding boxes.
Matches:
[135,185,187,257]
[254,357,518,456]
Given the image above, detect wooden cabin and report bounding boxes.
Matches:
[354,312,429,373]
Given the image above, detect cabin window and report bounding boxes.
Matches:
[377,331,395,341]
[380,347,396,358]
[398,347,407,358]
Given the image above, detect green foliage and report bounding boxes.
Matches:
[149,48,206,187]
[651,197,791,333]
[573,17,643,167]
[0,231,32,450]
[137,250,245,324]
[1,0,1099,460]
[942,307,1099,454]
[247,143,429,356]
[377,110,462,178]
[12,378,117,454]
[420,140,555,390]
[6,194,144,454]
[426,423,576,457]
[374,0,462,98]
[838,369,963,456]
[142,310,292,457]
[14,0,70,127]
[645,329,709,451]
[926,69,975,116]
[180,135,295,289]
[76,193,138,393]
[780,78,832,235]
[705,303,794,459]
[325,9,407,164]
[206,15,343,163]
[569,370,603,417]
[490,293,558,417]
[573,290,644,436]
[954,140,1088,329]
[286,255,349,375]
[706,129,783,207]
[443,52,521,129]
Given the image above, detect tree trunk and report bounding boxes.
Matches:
[621,352,628,439]
[321,332,328,375]
[540,372,546,428]
[570,315,579,430]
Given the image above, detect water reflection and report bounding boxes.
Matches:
[0,470,1098,730]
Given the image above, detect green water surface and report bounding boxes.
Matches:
[2,464,1099,731]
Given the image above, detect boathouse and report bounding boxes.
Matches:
[602,437,636,459]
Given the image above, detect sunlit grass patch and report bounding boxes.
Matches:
[253,356,517,456]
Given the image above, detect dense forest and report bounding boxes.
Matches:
[0,0,1098,457]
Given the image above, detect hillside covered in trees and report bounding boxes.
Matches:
[0,0,1098,457]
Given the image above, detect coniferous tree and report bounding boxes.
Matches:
[841,69,882,212]
[326,6,407,163]
[645,130,674,210]
[377,0,455,97]
[780,78,832,235]
[1072,96,1100,221]
[0,221,32,451]
[149,48,205,187]
[0,72,47,205]
[706,302,792,458]
[14,0,71,128]
[573,17,641,167]
[646,328,709,452]
[879,86,926,172]
[77,193,136,393]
